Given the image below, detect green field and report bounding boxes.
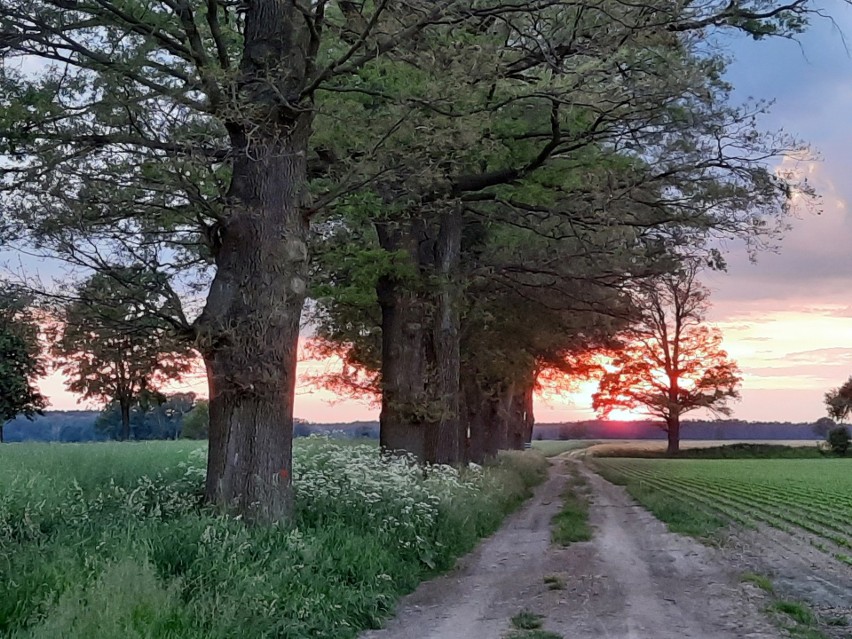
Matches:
[594,458,852,562]
[0,440,547,639]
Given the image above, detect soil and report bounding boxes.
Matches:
[732,524,852,631]
[360,459,784,639]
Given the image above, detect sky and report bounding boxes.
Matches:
[26,4,852,423]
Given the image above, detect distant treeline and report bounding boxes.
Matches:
[3,412,827,443]
[2,411,382,443]
[533,419,824,441]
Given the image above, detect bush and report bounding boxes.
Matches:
[827,426,851,456]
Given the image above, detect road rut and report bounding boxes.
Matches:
[360,459,781,639]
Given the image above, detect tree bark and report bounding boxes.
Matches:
[424,209,462,464]
[376,210,463,465]
[119,398,131,441]
[199,128,308,520]
[506,381,535,450]
[666,416,680,455]
[463,375,494,464]
[376,220,429,461]
[199,131,307,520]
[464,376,514,462]
[192,1,313,523]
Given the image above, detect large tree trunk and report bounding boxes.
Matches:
[424,209,462,464]
[194,2,312,523]
[507,381,535,450]
[119,398,131,441]
[376,210,463,465]
[666,416,680,455]
[377,272,428,461]
[376,218,429,461]
[463,375,495,464]
[200,130,308,520]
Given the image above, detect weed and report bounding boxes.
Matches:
[786,628,830,639]
[543,575,565,590]
[511,611,544,630]
[0,440,549,639]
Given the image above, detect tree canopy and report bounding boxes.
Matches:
[825,377,852,423]
[51,269,192,440]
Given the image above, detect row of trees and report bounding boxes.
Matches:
[0,0,824,520]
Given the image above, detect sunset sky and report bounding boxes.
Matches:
[26,5,852,424]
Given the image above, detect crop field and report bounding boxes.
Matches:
[594,458,852,564]
[0,440,547,639]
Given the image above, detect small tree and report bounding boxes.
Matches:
[52,270,192,440]
[0,286,47,442]
[593,265,742,455]
[824,378,852,422]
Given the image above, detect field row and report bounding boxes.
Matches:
[594,458,852,563]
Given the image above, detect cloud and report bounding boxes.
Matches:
[784,347,852,363]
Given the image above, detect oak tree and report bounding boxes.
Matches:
[593,264,742,454]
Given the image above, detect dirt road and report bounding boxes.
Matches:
[360,459,780,639]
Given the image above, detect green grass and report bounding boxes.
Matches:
[741,572,774,593]
[594,458,852,545]
[0,440,548,639]
[551,474,592,545]
[531,440,596,457]
[772,601,816,625]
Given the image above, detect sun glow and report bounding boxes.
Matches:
[535,375,649,422]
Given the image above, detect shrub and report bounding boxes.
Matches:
[827,426,851,456]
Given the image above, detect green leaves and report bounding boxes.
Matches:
[0,284,47,432]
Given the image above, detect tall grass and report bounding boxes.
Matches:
[0,440,547,639]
